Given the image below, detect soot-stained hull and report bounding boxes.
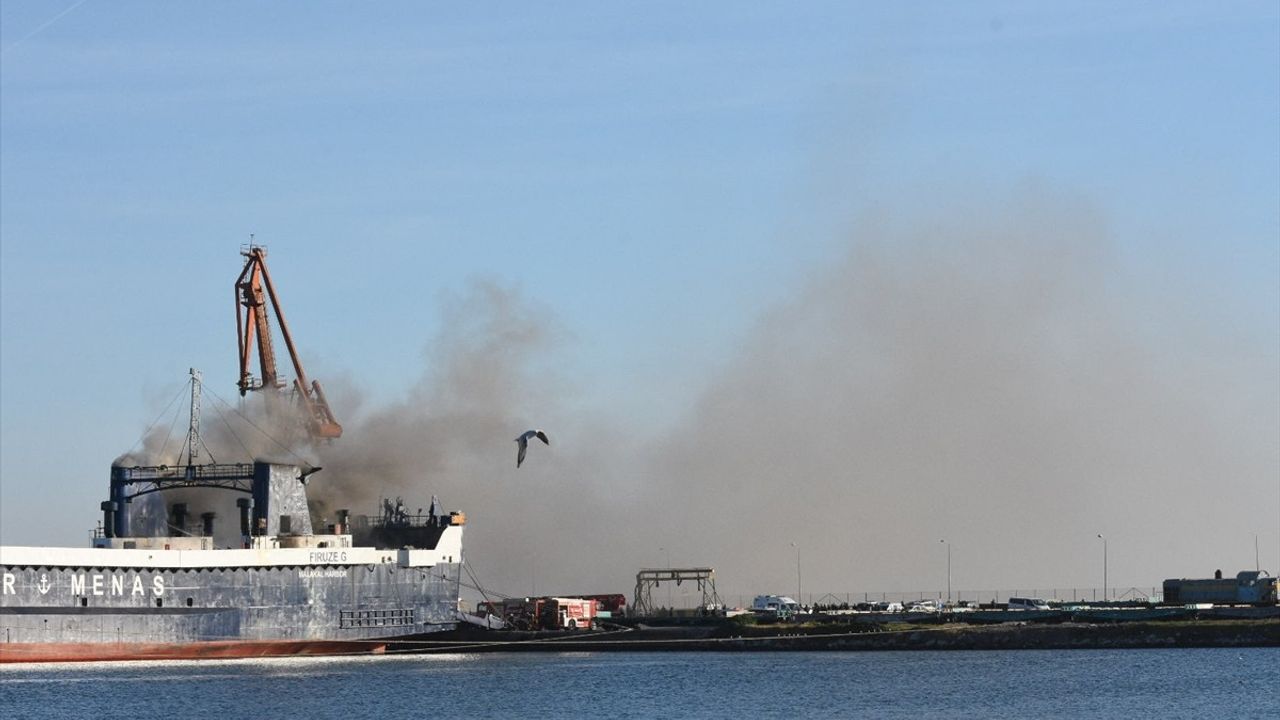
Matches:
[0,639,394,663]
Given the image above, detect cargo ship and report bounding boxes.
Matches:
[0,461,465,663]
[1,246,467,662]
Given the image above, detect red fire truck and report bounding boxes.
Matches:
[542,597,596,630]
[481,596,599,630]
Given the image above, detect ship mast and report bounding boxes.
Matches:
[185,367,202,466]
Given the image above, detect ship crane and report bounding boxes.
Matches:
[234,244,342,441]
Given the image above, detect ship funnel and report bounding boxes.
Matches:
[100,501,118,539]
[237,497,254,537]
[171,503,188,537]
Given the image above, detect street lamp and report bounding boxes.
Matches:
[790,542,802,608]
[660,547,671,611]
[940,539,951,603]
[1096,534,1107,603]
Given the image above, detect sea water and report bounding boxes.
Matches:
[2,648,1276,719]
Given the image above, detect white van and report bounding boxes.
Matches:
[751,595,799,617]
[1007,597,1051,610]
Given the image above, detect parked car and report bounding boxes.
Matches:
[1007,597,1051,610]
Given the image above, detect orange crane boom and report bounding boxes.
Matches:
[234,245,343,441]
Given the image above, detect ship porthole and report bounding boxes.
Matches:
[186,597,194,607]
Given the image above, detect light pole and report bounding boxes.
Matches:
[940,539,951,603]
[1096,533,1107,603]
[790,542,801,608]
[660,547,671,611]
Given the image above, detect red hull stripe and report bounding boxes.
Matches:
[0,640,389,664]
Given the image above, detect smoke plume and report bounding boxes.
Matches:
[620,186,1277,602]
[355,184,1271,604]
[116,185,1279,605]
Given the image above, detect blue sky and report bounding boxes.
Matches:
[1,2,1277,596]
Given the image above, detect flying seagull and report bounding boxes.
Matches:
[515,429,550,468]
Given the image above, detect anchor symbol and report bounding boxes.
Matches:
[37,574,51,594]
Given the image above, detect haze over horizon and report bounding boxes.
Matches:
[2,2,1276,603]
